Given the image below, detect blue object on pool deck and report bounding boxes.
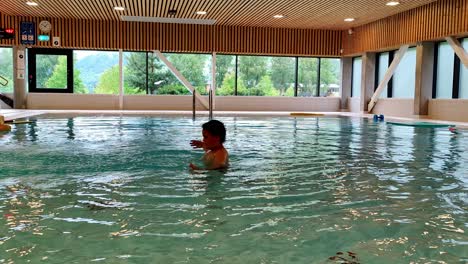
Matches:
[373,114,385,121]
[386,121,452,128]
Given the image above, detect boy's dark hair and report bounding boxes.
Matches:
[202,120,226,143]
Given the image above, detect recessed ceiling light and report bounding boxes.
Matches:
[114,6,125,11]
[273,15,284,19]
[344,18,355,22]
[196,11,207,15]
[386,1,400,6]
[26,1,38,6]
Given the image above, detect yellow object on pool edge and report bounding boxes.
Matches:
[0,124,11,132]
[290,112,325,117]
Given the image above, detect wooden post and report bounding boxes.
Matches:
[446,36,468,68]
[360,52,376,112]
[368,45,409,112]
[414,42,434,115]
[340,57,352,110]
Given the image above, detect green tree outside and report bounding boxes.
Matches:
[94,65,140,94]
[45,56,87,93]
[271,57,295,96]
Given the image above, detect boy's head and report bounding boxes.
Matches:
[202,120,226,145]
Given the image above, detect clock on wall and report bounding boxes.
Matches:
[39,20,52,33]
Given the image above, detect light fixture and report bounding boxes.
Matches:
[114,6,125,11]
[196,11,207,15]
[273,15,284,19]
[386,1,400,6]
[26,1,38,6]
[344,18,355,22]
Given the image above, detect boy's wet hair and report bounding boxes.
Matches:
[202,120,226,143]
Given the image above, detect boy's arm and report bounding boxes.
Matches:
[190,140,207,151]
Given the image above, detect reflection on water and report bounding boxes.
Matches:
[0,115,467,263]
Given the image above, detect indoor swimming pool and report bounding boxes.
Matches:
[0,115,467,263]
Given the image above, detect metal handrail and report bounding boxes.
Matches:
[0,75,8,87]
[192,90,196,120]
[209,89,213,120]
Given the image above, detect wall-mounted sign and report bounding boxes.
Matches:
[0,28,15,40]
[20,21,35,45]
[38,34,50,41]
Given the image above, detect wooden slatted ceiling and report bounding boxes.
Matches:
[0,0,437,30]
[343,0,468,55]
[0,13,342,56]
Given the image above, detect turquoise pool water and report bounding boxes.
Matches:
[0,115,467,263]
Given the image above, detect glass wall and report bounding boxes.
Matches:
[73,50,119,94]
[435,42,455,99]
[393,47,416,98]
[352,57,362,97]
[297,57,318,97]
[216,55,236,96]
[460,38,468,98]
[320,58,340,97]
[377,52,389,98]
[32,48,342,97]
[0,47,14,93]
[161,53,212,95]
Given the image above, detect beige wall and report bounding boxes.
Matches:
[348,98,361,113]
[28,93,341,112]
[429,99,468,122]
[27,93,119,110]
[371,99,415,118]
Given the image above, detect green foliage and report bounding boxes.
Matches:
[45,56,87,93]
[165,53,210,95]
[94,65,138,94]
[238,56,268,89]
[271,57,295,95]
[36,55,59,88]
[298,58,318,96]
[156,84,191,95]
[246,75,278,96]
[75,52,119,93]
[124,52,173,94]
[319,59,340,96]
[216,71,247,96]
[216,55,234,88]
[0,48,14,93]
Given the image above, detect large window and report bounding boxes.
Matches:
[27,48,341,97]
[435,42,455,99]
[319,58,340,97]
[459,38,468,98]
[351,57,362,97]
[216,55,236,96]
[74,50,119,94]
[297,57,318,97]
[162,53,212,95]
[376,52,390,98]
[0,47,13,93]
[237,55,275,96]
[393,47,416,98]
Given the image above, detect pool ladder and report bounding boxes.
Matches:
[192,89,213,120]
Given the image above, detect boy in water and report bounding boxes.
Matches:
[189,120,229,170]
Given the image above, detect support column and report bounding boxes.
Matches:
[13,46,27,109]
[360,52,376,112]
[340,57,352,110]
[414,42,435,116]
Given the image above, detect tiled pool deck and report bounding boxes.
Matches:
[1,109,467,128]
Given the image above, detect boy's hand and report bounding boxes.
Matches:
[189,163,199,170]
[190,140,204,149]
